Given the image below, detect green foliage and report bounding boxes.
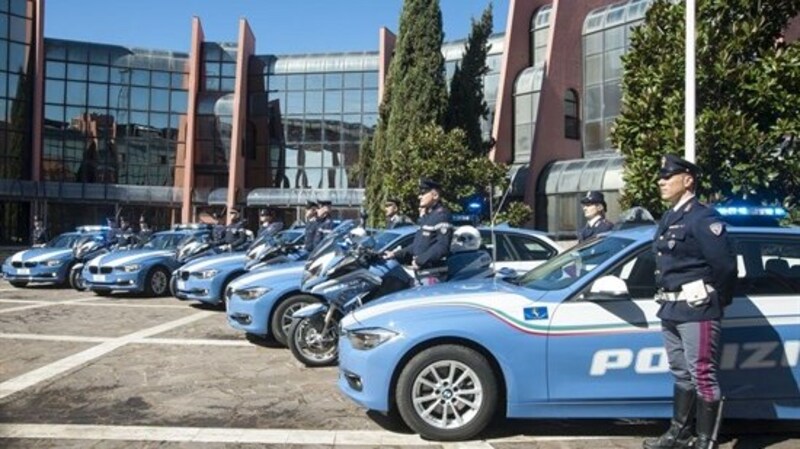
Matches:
[446,4,493,157]
[613,0,800,221]
[492,201,532,228]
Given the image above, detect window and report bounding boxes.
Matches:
[607,249,658,299]
[507,234,558,261]
[564,89,580,139]
[733,236,800,296]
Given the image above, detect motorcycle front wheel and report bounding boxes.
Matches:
[288,314,339,367]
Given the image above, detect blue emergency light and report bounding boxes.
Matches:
[715,206,788,218]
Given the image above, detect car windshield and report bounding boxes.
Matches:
[142,233,189,250]
[515,236,636,291]
[277,230,303,245]
[45,233,82,249]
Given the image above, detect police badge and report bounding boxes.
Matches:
[709,222,724,236]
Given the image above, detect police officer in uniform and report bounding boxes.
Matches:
[211,211,226,243]
[303,201,319,252]
[31,215,48,246]
[116,216,136,247]
[578,190,614,242]
[644,155,737,449]
[257,208,284,239]
[311,200,335,249]
[137,215,153,245]
[222,209,248,249]
[384,178,453,285]
[384,198,414,229]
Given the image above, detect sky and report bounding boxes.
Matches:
[44,0,509,55]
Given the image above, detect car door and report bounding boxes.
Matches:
[547,246,669,404]
[481,231,558,275]
[721,233,800,416]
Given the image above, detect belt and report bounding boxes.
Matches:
[655,285,715,302]
[416,266,448,276]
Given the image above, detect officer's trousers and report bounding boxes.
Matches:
[661,319,721,402]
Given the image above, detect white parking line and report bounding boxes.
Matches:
[0,423,619,445]
[0,297,99,314]
[0,333,110,343]
[0,299,48,304]
[0,333,249,346]
[65,301,190,309]
[0,311,213,400]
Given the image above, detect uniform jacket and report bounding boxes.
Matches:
[303,218,319,251]
[31,227,48,245]
[394,203,452,269]
[653,197,737,321]
[223,220,248,246]
[387,214,414,229]
[311,215,334,250]
[578,217,614,242]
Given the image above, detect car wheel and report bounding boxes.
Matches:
[145,266,170,296]
[69,268,88,291]
[288,315,338,367]
[396,345,498,441]
[94,289,113,297]
[8,280,28,288]
[270,294,319,346]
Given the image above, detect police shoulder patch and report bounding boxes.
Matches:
[709,222,724,236]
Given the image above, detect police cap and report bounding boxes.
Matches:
[259,208,273,217]
[305,200,318,209]
[419,178,443,194]
[385,198,400,207]
[33,215,42,222]
[229,209,240,217]
[660,154,700,179]
[317,200,332,207]
[580,190,606,205]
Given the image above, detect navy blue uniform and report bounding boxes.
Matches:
[303,218,319,252]
[577,217,613,242]
[311,215,334,250]
[31,227,48,245]
[394,203,452,270]
[223,220,248,248]
[654,197,737,322]
[257,221,283,239]
[387,214,414,229]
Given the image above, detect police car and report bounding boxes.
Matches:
[337,224,800,441]
[173,229,304,306]
[2,226,112,288]
[226,225,561,346]
[81,224,212,296]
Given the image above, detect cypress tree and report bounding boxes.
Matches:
[446,4,493,157]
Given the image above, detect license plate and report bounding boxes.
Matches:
[17,268,30,275]
[177,280,186,290]
[94,274,106,282]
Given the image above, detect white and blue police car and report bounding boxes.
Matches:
[2,226,111,288]
[337,222,800,441]
[226,225,561,346]
[81,224,212,296]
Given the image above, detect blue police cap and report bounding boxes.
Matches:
[419,178,442,194]
[660,154,700,179]
[259,208,274,217]
[580,190,605,205]
[305,200,318,208]
[318,200,332,207]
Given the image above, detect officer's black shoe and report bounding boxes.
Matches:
[643,385,696,449]
[692,399,722,449]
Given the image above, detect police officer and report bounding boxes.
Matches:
[211,211,226,243]
[578,190,614,242]
[31,215,48,246]
[303,201,319,252]
[223,209,248,249]
[257,208,284,238]
[644,155,737,449]
[384,198,414,229]
[311,200,335,249]
[384,178,453,285]
[115,216,136,247]
[137,215,153,245]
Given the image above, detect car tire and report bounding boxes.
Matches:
[270,294,319,346]
[288,314,338,367]
[69,267,88,291]
[396,345,498,441]
[94,289,113,297]
[168,274,178,297]
[218,272,244,310]
[144,266,170,297]
[8,280,28,288]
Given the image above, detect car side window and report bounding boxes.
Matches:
[732,236,800,296]
[479,231,514,261]
[607,249,658,299]
[505,234,556,261]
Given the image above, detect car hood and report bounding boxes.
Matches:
[345,278,546,328]
[89,249,174,267]
[8,248,74,263]
[228,261,305,290]
[180,252,245,272]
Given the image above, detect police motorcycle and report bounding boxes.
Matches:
[287,225,493,367]
[69,227,140,291]
[243,231,308,272]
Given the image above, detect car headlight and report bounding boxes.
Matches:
[120,264,141,272]
[44,259,64,267]
[197,269,219,279]
[346,327,398,351]
[234,286,270,300]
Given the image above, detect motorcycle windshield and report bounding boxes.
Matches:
[307,219,357,261]
[72,235,108,257]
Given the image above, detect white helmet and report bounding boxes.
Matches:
[451,226,481,252]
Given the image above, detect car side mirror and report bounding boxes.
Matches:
[495,267,517,278]
[584,275,630,301]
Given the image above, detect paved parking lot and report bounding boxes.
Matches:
[0,280,797,448]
